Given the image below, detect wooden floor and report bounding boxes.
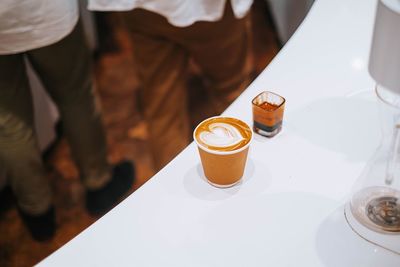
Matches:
[0,1,279,266]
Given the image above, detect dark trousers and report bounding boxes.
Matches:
[0,21,110,215]
[125,2,252,170]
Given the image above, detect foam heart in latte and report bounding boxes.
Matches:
[198,123,243,148]
[194,117,252,152]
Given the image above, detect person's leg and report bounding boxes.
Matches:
[125,11,191,170]
[27,21,133,215]
[183,2,252,114]
[0,53,55,240]
[27,22,111,190]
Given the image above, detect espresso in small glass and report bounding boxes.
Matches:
[252,91,285,137]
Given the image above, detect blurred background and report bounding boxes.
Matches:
[0,0,313,265]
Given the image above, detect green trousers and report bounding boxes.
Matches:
[0,21,110,215]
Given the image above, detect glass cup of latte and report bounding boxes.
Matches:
[193,116,253,188]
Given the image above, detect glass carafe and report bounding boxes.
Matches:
[350,84,400,233]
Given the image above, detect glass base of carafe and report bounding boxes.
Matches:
[350,186,400,233]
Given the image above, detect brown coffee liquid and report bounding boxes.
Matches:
[259,102,279,111]
[253,101,284,129]
[195,117,252,152]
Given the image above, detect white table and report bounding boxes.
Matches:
[39,0,400,266]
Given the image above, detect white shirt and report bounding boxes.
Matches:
[0,0,78,55]
[88,0,253,27]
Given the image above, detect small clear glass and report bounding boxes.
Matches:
[252,91,285,137]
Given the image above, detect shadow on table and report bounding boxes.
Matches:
[286,93,380,162]
[315,205,398,266]
[183,157,271,201]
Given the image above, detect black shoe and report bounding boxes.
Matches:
[0,186,15,215]
[19,206,56,242]
[86,161,134,216]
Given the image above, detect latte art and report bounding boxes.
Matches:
[198,123,244,148]
[194,117,252,152]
